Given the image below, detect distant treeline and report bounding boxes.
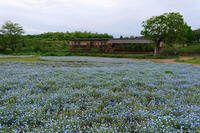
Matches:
[25,31,113,41]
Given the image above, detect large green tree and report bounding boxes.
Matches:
[141,12,193,56]
[0,21,24,52]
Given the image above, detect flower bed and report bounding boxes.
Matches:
[0,56,200,132]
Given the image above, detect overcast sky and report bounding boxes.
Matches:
[0,0,199,37]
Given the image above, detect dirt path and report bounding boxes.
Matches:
[125,56,200,66]
[81,55,200,66]
[81,56,199,66]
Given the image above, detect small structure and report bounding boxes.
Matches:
[69,38,109,48]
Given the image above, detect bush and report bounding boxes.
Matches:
[62,41,68,48]
[65,52,73,56]
[4,48,12,54]
[0,46,4,53]
[113,44,154,52]
[161,44,200,56]
[91,48,99,53]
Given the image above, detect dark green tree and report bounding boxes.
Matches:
[183,25,196,44]
[141,12,193,56]
[0,21,24,52]
[194,29,200,42]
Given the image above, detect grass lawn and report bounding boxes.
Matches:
[0,56,39,61]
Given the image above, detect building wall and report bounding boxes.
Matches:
[69,40,107,48]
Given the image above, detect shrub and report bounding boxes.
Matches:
[4,48,12,54]
[161,44,200,56]
[62,41,68,48]
[91,48,99,53]
[0,46,4,53]
[113,44,154,52]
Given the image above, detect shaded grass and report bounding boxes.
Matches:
[0,56,40,61]
[10,52,179,59]
[74,53,177,59]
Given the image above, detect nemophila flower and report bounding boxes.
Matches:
[0,56,200,132]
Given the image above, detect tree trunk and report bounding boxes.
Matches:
[154,45,157,56]
[154,42,160,56]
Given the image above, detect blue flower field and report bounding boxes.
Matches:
[0,56,200,132]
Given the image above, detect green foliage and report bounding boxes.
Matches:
[61,41,68,48]
[141,12,194,56]
[175,24,196,44]
[71,53,176,59]
[0,26,113,54]
[161,44,200,56]
[194,29,200,42]
[0,45,4,52]
[91,48,100,53]
[4,48,12,54]
[0,20,113,54]
[25,31,113,41]
[113,44,154,52]
[0,21,24,52]
[11,38,71,54]
[165,70,173,74]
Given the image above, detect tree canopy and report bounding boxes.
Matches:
[0,21,24,35]
[141,12,194,56]
[0,21,24,52]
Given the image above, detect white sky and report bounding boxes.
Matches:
[0,0,199,37]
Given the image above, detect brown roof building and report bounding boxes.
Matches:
[69,38,152,47]
[69,38,153,53]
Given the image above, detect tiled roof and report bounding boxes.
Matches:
[69,38,152,44]
[107,38,152,44]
